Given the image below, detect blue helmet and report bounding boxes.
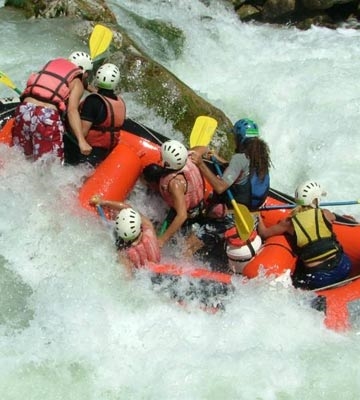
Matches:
[233,118,259,143]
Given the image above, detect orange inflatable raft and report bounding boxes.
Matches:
[2,98,360,331]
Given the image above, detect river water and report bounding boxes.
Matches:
[1,0,360,399]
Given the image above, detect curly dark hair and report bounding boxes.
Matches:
[236,138,273,180]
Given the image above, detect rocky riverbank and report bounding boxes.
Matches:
[4,0,359,153]
[230,0,360,30]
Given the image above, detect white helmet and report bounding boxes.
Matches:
[294,180,326,207]
[69,51,93,71]
[95,63,120,90]
[161,140,188,170]
[115,208,142,242]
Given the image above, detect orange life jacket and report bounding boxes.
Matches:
[21,58,82,112]
[224,226,257,246]
[84,93,126,149]
[126,225,161,267]
[159,158,204,214]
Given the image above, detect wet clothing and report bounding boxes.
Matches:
[293,252,351,290]
[11,103,64,161]
[192,215,236,272]
[116,225,160,268]
[159,159,234,270]
[291,208,351,289]
[12,58,82,161]
[159,158,205,218]
[64,89,126,166]
[162,207,234,271]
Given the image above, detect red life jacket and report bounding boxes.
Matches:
[126,225,161,267]
[21,58,82,112]
[159,158,204,213]
[224,226,258,246]
[84,93,126,149]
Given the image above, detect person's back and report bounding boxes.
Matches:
[292,208,338,264]
[156,140,206,248]
[122,221,161,267]
[222,118,271,209]
[65,63,126,166]
[89,196,160,275]
[11,52,93,161]
[159,157,204,216]
[190,118,272,210]
[258,180,351,289]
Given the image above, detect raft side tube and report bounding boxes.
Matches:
[78,141,142,211]
[316,276,360,331]
[0,118,13,145]
[120,130,162,168]
[145,263,233,285]
[242,235,297,279]
[333,222,360,276]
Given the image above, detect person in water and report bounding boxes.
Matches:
[257,180,352,289]
[64,63,126,166]
[89,195,160,276]
[12,51,93,162]
[190,118,272,210]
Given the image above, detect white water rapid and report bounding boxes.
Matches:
[1,1,360,399]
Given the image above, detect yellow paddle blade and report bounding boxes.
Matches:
[231,201,255,241]
[190,116,218,148]
[89,24,113,60]
[0,71,22,94]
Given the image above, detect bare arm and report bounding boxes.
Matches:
[90,196,154,232]
[89,195,130,211]
[190,146,228,164]
[81,119,92,138]
[322,208,336,224]
[141,214,158,236]
[158,178,188,247]
[67,78,92,155]
[257,214,293,239]
[190,150,229,194]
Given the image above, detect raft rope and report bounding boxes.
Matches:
[128,118,164,145]
[269,187,296,204]
[311,273,360,292]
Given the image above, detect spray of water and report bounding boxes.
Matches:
[1,1,360,398]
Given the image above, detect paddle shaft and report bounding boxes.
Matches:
[0,71,22,95]
[96,205,107,221]
[212,160,235,202]
[211,157,254,240]
[12,87,22,95]
[261,200,360,210]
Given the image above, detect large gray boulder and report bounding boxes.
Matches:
[4,0,234,152]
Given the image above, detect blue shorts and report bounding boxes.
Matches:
[293,252,352,290]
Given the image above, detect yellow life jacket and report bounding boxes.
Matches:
[291,208,340,263]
